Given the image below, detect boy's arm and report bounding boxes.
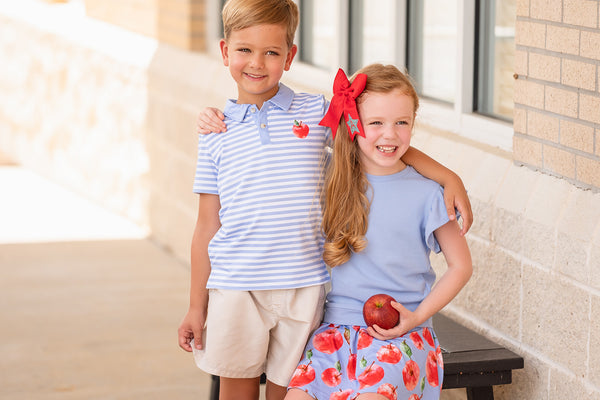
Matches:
[401,146,473,235]
[177,193,221,352]
[197,107,226,134]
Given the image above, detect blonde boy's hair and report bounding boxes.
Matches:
[222,0,299,48]
[322,64,419,268]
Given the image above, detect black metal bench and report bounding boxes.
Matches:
[209,313,524,400]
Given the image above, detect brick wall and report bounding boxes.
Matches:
[513,0,600,190]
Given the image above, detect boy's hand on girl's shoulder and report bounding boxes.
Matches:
[197,107,227,134]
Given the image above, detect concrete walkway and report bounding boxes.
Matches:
[0,158,212,399]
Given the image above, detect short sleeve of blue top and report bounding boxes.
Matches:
[323,166,452,329]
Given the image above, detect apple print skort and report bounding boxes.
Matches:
[288,323,444,400]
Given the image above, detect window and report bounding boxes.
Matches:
[298,0,337,70]
[348,0,404,74]
[294,0,515,150]
[475,0,516,121]
[407,0,459,104]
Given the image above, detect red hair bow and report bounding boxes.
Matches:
[319,68,367,140]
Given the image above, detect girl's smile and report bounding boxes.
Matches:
[376,145,398,153]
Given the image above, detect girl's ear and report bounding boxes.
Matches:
[219,39,230,67]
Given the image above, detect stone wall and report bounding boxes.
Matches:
[1,1,599,399]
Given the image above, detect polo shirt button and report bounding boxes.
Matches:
[251,107,256,113]
[261,123,266,128]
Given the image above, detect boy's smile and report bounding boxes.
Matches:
[220,24,297,109]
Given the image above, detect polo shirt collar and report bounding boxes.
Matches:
[224,83,294,122]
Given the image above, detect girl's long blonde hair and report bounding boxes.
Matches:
[322,64,419,267]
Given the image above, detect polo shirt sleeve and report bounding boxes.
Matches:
[193,135,218,194]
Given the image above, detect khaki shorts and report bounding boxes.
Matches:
[192,285,326,387]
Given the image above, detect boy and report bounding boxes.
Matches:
[178,1,330,399]
[178,1,472,400]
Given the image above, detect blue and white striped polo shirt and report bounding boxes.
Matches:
[193,83,331,290]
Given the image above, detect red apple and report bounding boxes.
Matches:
[313,328,343,354]
[363,294,400,329]
[436,345,444,369]
[292,120,309,138]
[409,331,424,350]
[425,350,439,387]
[376,343,402,364]
[347,351,357,380]
[321,367,342,387]
[357,361,385,389]
[402,359,420,391]
[422,327,434,347]
[377,383,398,400]
[357,328,373,349]
[289,362,315,387]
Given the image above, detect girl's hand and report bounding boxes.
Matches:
[197,107,226,134]
[366,301,420,340]
[442,176,473,236]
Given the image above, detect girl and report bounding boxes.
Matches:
[285,64,473,400]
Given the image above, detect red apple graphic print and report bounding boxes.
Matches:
[357,361,385,389]
[408,394,423,400]
[357,328,373,350]
[313,328,343,354]
[422,327,434,347]
[330,389,354,400]
[347,351,357,380]
[377,383,398,400]
[292,120,309,138]
[289,361,315,387]
[409,331,424,350]
[402,360,420,391]
[376,344,402,364]
[436,345,444,369]
[425,350,439,387]
[322,361,343,387]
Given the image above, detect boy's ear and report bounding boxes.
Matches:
[219,39,229,67]
[284,44,298,71]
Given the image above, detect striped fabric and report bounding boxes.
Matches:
[193,84,331,290]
